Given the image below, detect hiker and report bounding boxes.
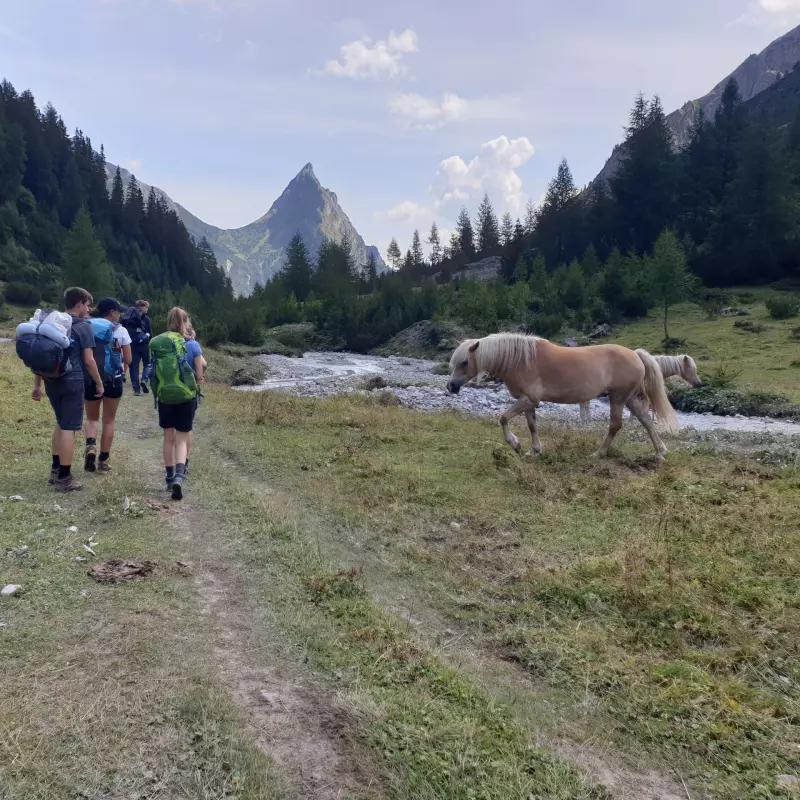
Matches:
[83,298,132,472]
[29,288,103,492]
[122,300,153,396]
[150,307,199,501]
[183,326,206,475]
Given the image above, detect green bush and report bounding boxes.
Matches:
[733,320,767,333]
[4,282,40,305]
[526,313,564,339]
[200,320,229,347]
[669,385,800,420]
[765,294,800,319]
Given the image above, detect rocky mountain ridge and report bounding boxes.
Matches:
[593,24,800,188]
[105,162,385,296]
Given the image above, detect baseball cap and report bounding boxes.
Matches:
[97,297,123,316]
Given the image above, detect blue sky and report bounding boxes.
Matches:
[2,0,800,257]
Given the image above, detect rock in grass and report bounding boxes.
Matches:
[1,584,22,598]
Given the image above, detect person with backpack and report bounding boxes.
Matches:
[83,298,133,472]
[122,300,153,396]
[149,307,198,501]
[183,326,206,476]
[26,287,103,492]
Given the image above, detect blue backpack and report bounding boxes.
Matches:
[87,318,122,382]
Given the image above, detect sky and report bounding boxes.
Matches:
[2,0,800,258]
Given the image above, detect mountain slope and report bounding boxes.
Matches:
[594,24,800,187]
[106,163,385,296]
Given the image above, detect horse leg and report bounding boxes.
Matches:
[579,402,590,424]
[593,400,624,457]
[524,410,542,457]
[626,395,668,459]
[499,398,534,454]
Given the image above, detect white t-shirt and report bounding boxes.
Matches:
[114,325,132,347]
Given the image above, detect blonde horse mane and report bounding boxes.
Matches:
[451,333,540,377]
[653,354,695,379]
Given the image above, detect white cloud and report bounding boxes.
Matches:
[388,92,523,130]
[126,159,143,170]
[322,28,418,80]
[388,92,468,128]
[376,200,434,224]
[378,135,535,238]
[759,0,800,11]
[430,135,535,215]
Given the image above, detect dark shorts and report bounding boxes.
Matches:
[45,377,84,432]
[85,377,124,402]
[158,399,197,433]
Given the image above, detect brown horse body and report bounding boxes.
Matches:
[448,333,678,459]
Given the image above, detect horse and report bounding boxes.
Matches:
[447,333,678,460]
[578,354,701,423]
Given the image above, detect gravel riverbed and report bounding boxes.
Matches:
[237,351,800,437]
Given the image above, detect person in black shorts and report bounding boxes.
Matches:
[31,287,103,492]
[156,307,198,500]
[83,298,132,473]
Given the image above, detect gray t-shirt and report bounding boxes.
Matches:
[64,315,95,382]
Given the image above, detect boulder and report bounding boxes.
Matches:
[589,323,612,339]
[230,368,260,387]
[562,338,579,347]
[719,307,749,317]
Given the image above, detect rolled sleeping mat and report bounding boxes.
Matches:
[15,321,71,348]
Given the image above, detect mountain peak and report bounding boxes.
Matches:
[295,162,318,182]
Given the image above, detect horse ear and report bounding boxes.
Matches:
[469,342,480,353]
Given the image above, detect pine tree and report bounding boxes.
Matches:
[386,237,402,270]
[677,108,716,245]
[712,78,747,203]
[611,93,676,254]
[524,199,537,236]
[649,229,693,344]
[427,221,442,265]
[455,206,476,259]
[109,166,125,233]
[365,250,379,291]
[123,174,145,239]
[61,207,114,296]
[535,159,579,265]
[411,228,425,268]
[280,232,312,301]
[475,193,500,255]
[500,212,514,247]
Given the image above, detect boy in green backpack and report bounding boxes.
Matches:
[149,307,198,500]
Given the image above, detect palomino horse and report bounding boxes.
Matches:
[447,333,678,460]
[578,354,701,423]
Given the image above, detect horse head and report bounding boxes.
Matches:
[682,355,703,387]
[447,340,480,394]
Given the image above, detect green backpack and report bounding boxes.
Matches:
[149,332,198,405]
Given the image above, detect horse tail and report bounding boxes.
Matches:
[636,349,679,435]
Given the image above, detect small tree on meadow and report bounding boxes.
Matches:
[649,228,694,346]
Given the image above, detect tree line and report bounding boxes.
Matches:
[0,78,234,332]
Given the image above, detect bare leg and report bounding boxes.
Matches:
[594,401,624,457]
[100,397,121,454]
[499,397,535,454]
[626,395,667,459]
[84,400,101,441]
[163,428,176,468]
[54,428,77,467]
[174,431,190,465]
[524,410,542,457]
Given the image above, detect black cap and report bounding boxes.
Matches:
[97,297,123,316]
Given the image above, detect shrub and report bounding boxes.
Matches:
[3,282,40,304]
[698,290,732,319]
[200,320,229,347]
[733,320,767,333]
[705,358,742,389]
[669,385,800,420]
[526,313,564,339]
[765,294,800,320]
[791,326,800,341]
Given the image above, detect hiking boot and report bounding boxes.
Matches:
[54,474,83,493]
[133,389,141,396]
[48,467,58,485]
[98,459,112,472]
[141,381,150,394]
[171,477,184,501]
[84,444,97,473]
